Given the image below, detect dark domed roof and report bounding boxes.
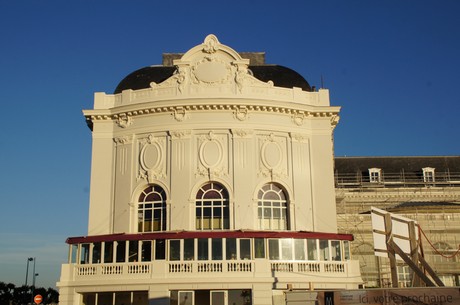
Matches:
[114,65,312,94]
[248,65,312,92]
[114,66,176,94]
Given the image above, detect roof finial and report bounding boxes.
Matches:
[203,34,220,53]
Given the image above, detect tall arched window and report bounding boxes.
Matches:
[258,183,289,230]
[138,185,167,232]
[196,182,229,230]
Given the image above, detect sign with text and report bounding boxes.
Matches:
[315,288,460,305]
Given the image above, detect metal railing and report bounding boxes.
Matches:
[335,172,460,188]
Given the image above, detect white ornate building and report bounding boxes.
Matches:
[57,35,362,305]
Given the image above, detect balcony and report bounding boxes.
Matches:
[63,259,358,284]
[58,232,362,289]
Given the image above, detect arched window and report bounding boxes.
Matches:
[196,182,229,230]
[138,185,167,232]
[258,183,289,230]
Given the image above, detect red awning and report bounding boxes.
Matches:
[66,230,354,244]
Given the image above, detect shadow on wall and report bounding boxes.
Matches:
[82,290,252,305]
[148,297,170,305]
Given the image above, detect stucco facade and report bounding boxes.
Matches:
[57,35,362,305]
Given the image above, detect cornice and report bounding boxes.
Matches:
[83,103,340,127]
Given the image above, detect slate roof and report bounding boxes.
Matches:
[334,156,460,175]
[114,66,176,94]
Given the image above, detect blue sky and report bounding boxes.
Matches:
[1,0,459,289]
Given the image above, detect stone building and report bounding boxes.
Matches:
[57,35,362,305]
[335,156,460,287]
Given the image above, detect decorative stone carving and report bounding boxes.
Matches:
[197,131,227,179]
[191,56,232,85]
[292,113,305,126]
[173,107,187,122]
[234,64,249,92]
[176,67,187,93]
[203,34,219,54]
[208,131,217,140]
[113,136,130,145]
[199,134,223,168]
[115,114,132,128]
[234,107,249,121]
[231,129,254,138]
[258,133,288,180]
[170,130,192,139]
[290,133,308,142]
[261,135,282,170]
[138,134,166,183]
[330,115,340,129]
[149,66,189,95]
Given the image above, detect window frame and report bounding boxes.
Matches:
[422,167,435,183]
[195,182,230,230]
[137,185,167,232]
[257,183,289,230]
[369,168,382,183]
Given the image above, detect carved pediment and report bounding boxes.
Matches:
[150,34,272,94]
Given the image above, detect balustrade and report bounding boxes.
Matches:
[324,262,345,273]
[169,263,192,273]
[227,261,252,272]
[271,262,293,272]
[298,262,321,272]
[197,262,223,272]
[74,260,348,280]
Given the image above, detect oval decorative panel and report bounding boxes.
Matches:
[199,139,223,168]
[261,141,282,169]
[141,142,162,170]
